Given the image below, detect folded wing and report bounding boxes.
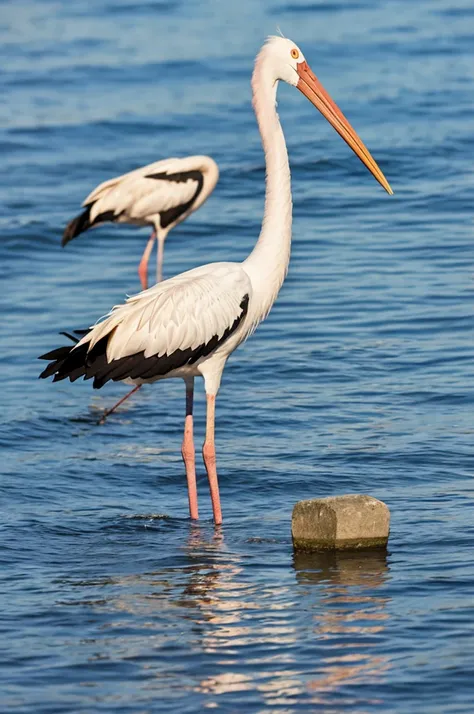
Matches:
[39,263,251,389]
[62,158,206,245]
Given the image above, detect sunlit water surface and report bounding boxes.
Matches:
[1,0,474,711]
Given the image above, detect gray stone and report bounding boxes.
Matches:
[291,494,390,552]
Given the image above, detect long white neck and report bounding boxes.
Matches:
[243,58,292,320]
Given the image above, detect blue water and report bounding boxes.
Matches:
[2,0,474,711]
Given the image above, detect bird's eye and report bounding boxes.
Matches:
[290,48,299,59]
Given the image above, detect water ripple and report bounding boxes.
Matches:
[1,0,474,712]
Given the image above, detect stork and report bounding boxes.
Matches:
[40,36,392,525]
[62,155,219,287]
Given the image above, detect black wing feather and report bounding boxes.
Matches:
[62,207,92,246]
[62,206,118,247]
[38,295,249,390]
[145,169,204,229]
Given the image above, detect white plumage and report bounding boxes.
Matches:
[84,159,202,226]
[62,155,219,287]
[89,263,251,368]
[42,36,392,525]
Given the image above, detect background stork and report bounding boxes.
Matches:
[62,155,219,287]
[40,36,392,525]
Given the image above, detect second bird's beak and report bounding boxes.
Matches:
[296,61,393,195]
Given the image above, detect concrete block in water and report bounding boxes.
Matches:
[292,494,390,552]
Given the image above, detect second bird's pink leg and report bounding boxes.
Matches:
[98,384,142,424]
[202,394,222,525]
[182,377,198,520]
[137,231,156,290]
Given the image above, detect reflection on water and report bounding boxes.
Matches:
[56,531,392,709]
[294,550,391,707]
[179,530,304,704]
[3,0,474,709]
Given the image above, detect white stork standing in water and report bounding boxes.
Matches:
[62,155,219,287]
[40,36,392,525]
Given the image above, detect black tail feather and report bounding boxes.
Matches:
[60,329,88,344]
[62,207,92,246]
[60,331,78,343]
[39,345,73,361]
[39,336,91,381]
[38,295,250,390]
[62,206,119,247]
[39,331,113,389]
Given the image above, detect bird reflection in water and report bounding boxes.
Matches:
[179,537,392,709]
[293,549,391,707]
[174,525,229,615]
[177,528,307,702]
[63,531,391,709]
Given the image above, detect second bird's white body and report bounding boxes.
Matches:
[62,155,219,286]
[82,156,219,234]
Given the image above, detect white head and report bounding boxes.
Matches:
[254,36,307,86]
[252,35,393,195]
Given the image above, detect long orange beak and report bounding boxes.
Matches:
[297,61,393,195]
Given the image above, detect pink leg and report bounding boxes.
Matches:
[182,378,198,520]
[202,394,222,525]
[99,384,142,424]
[138,231,156,290]
[156,235,165,283]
